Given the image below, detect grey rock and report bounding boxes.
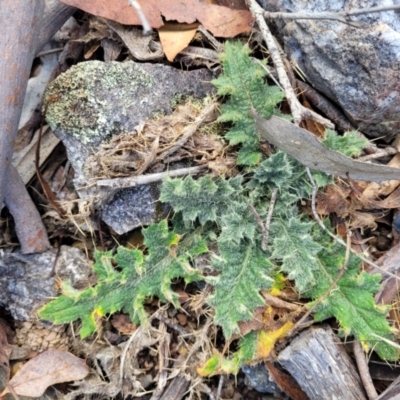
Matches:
[45,60,214,233]
[0,246,92,321]
[242,363,281,394]
[101,184,169,235]
[267,0,400,141]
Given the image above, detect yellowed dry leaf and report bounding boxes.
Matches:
[158,22,199,62]
[1,349,89,397]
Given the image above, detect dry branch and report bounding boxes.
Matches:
[97,166,207,190]
[246,0,334,128]
[263,4,400,27]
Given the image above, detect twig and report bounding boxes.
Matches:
[36,47,64,57]
[157,102,218,160]
[97,166,207,190]
[306,167,400,280]
[216,375,224,400]
[261,291,301,311]
[264,188,278,250]
[119,326,142,388]
[198,25,225,53]
[287,228,352,336]
[127,0,152,35]
[150,320,170,400]
[248,189,278,250]
[353,340,378,400]
[246,0,334,128]
[155,315,190,339]
[248,204,268,247]
[263,5,400,27]
[358,147,398,162]
[296,80,358,133]
[4,165,50,254]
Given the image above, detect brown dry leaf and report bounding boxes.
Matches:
[316,183,381,230]
[316,184,352,218]
[363,135,400,199]
[1,349,89,398]
[158,22,199,62]
[300,97,325,138]
[111,313,137,335]
[59,0,253,38]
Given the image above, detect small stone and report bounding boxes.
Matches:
[45,331,58,342]
[40,328,51,336]
[22,322,33,330]
[177,313,187,326]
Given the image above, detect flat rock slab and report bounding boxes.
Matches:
[0,246,92,321]
[45,61,214,234]
[266,0,400,141]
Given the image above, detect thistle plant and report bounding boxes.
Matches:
[39,42,398,366]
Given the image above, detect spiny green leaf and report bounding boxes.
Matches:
[306,233,398,361]
[208,240,274,338]
[160,175,245,226]
[270,217,322,291]
[39,221,207,338]
[247,152,294,191]
[212,41,284,165]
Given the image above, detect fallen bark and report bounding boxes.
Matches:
[0,0,44,206]
[0,0,75,253]
[4,166,50,254]
[36,0,77,55]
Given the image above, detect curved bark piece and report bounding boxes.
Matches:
[36,0,77,55]
[4,165,50,254]
[0,0,45,206]
[251,110,400,182]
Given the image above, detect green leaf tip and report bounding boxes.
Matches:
[212,41,284,165]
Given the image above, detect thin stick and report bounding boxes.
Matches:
[246,0,334,129]
[248,204,268,248]
[216,375,224,400]
[288,229,352,336]
[353,340,378,400]
[306,167,400,280]
[358,147,398,162]
[127,0,152,35]
[261,291,301,311]
[263,188,278,250]
[198,25,224,53]
[97,166,207,190]
[119,326,142,388]
[263,5,400,27]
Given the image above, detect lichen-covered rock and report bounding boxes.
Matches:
[45,61,155,147]
[265,0,400,141]
[44,60,214,233]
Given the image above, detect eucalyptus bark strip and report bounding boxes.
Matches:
[4,166,50,254]
[0,0,45,206]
